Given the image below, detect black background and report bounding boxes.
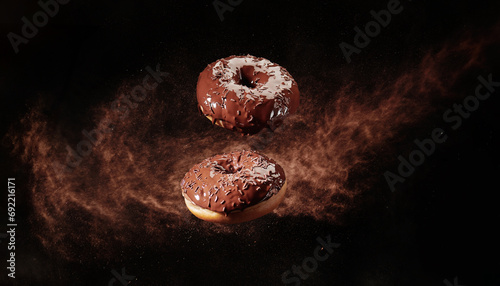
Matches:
[1,0,500,285]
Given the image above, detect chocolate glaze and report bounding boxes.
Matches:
[197,55,300,134]
[181,150,286,214]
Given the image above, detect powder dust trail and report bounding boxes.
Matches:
[6,26,499,260]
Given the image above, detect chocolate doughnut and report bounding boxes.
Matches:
[180,150,287,224]
[197,55,300,134]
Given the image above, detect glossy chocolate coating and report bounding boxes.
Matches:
[181,150,286,214]
[197,55,300,134]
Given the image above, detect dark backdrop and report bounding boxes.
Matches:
[1,0,499,285]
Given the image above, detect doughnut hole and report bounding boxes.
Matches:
[238,66,270,88]
[238,66,256,88]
